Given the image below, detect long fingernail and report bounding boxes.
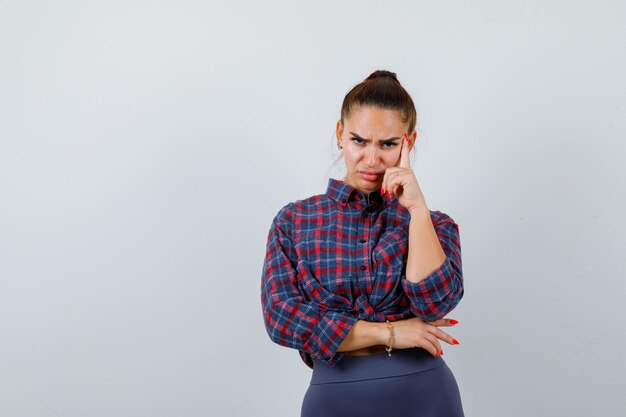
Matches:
[404,133,408,142]
[440,350,444,355]
[381,187,385,194]
[451,338,459,345]
[449,319,459,325]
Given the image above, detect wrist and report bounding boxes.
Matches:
[384,320,396,355]
[408,203,429,217]
[373,321,389,345]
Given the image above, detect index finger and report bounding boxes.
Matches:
[398,132,411,168]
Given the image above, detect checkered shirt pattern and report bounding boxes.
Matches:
[260,178,464,369]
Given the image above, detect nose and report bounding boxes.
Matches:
[365,145,380,164]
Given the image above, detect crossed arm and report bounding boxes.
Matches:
[261,206,464,366]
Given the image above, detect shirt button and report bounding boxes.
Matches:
[360,265,367,270]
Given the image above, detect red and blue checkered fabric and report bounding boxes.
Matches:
[260,178,464,369]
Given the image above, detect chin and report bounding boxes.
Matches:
[361,181,379,191]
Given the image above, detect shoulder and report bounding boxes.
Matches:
[429,209,457,227]
[429,209,461,240]
[271,193,330,227]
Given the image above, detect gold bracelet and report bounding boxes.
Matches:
[385,320,395,356]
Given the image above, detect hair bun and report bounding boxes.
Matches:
[365,70,399,82]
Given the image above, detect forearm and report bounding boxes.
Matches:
[336,320,387,352]
[405,205,447,283]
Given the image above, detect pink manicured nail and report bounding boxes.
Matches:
[449,319,459,325]
[451,338,459,345]
[404,133,408,142]
[381,187,385,194]
[440,350,444,356]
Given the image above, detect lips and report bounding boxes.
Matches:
[359,171,382,181]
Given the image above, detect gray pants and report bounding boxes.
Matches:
[301,347,465,417]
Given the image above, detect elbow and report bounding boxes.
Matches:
[267,328,286,347]
[262,305,307,351]
[263,308,288,347]
[261,291,288,346]
[264,319,291,348]
[410,286,464,321]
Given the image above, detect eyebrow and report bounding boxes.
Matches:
[349,132,401,143]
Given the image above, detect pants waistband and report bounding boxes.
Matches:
[310,347,444,384]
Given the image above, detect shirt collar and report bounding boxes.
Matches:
[325,177,386,208]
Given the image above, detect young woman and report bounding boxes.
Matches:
[260,70,465,417]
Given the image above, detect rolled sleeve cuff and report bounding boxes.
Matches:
[305,311,358,368]
[401,257,453,303]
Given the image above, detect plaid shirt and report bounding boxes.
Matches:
[260,177,464,369]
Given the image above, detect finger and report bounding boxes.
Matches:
[425,325,448,355]
[426,318,459,327]
[428,333,441,356]
[381,168,390,196]
[399,133,411,168]
[421,323,442,355]
[432,328,460,346]
[431,328,454,345]
[380,171,387,196]
[423,332,442,356]
[415,338,438,356]
[392,180,400,198]
[390,171,407,198]
[383,168,397,199]
[385,169,394,200]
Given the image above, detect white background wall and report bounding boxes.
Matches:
[1,1,625,416]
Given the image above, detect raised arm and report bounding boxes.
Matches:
[379,134,464,321]
[401,208,464,321]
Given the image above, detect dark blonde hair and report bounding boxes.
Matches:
[340,70,417,134]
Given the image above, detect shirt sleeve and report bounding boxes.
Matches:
[401,211,464,321]
[260,205,358,368]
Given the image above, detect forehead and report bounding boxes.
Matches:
[344,106,405,134]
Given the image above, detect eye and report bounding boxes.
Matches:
[382,142,399,149]
[350,137,364,144]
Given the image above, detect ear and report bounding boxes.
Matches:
[335,119,344,145]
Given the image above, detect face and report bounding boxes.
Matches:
[336,105,415,194]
